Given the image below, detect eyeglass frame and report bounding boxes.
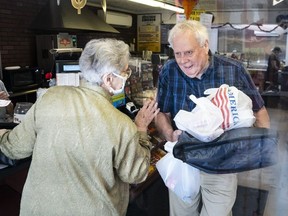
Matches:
[118,67,132,79]
[173,43,206,59]
[174,50,195,59]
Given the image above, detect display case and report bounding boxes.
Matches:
[125,59,156,106]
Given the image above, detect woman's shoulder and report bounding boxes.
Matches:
[0,80,6,90]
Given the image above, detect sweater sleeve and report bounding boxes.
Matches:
[115,129,152,184]
[0,102,37,159]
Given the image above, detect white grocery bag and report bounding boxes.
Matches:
[174,95,224,142]
[204,84,256,130]
[156,152,200,204]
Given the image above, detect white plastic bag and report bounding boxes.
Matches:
[174,95,224,142]
[204,84,256,130]
[156,153,200,204]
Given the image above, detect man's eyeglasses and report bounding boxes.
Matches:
[174,50,194,59]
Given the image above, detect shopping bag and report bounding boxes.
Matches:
[174,95,224,142]
[0,150,18,166]
[173,127,279,174]
[204,84,256,130]
[156,152,200,203]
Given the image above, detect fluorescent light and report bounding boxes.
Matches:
[162,4,184,13]
[129,0,162,7]
[254,30,280,37]
[273,0,284,6]
[128,0,184,13]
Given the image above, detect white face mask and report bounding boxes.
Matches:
[109,72,127,95]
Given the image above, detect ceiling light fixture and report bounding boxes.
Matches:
[254,31,280,37]
[128,0,184,13]
[273,0,284,6]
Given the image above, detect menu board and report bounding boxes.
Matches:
[137,14,161,52]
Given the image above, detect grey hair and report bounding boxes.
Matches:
[168,20,209,49]
[79,38,130,85]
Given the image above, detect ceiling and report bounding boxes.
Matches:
[87,0,288,14]
[87,0,179,14]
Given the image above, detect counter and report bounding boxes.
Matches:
[0,159,30,182]
[261,90,288,108]
[129,123,167,201]
[129,142,166,201]
[248,68,288,93]
[9,89,37,105]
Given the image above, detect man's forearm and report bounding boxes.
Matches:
[254,106,270,128]
[154,112,174,141]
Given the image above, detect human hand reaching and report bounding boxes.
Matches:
[134,99,160,132]
[0,91,9,100]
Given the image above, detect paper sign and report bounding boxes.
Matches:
[200,13,213,29]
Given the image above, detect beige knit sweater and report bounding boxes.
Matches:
[0,81,151,216]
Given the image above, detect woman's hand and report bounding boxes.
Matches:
[0,91,9,100]
[134,99,160,132]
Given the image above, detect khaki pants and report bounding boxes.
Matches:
[169,172,237,216]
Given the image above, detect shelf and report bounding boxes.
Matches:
[9,89,37,98]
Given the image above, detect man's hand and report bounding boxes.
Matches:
[170,129,182,142]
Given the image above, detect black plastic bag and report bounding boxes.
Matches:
[0,150,18,166]
[173,127,278,174]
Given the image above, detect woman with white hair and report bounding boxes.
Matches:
[0,38,159,216]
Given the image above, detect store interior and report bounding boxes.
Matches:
[1,0,288,215]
